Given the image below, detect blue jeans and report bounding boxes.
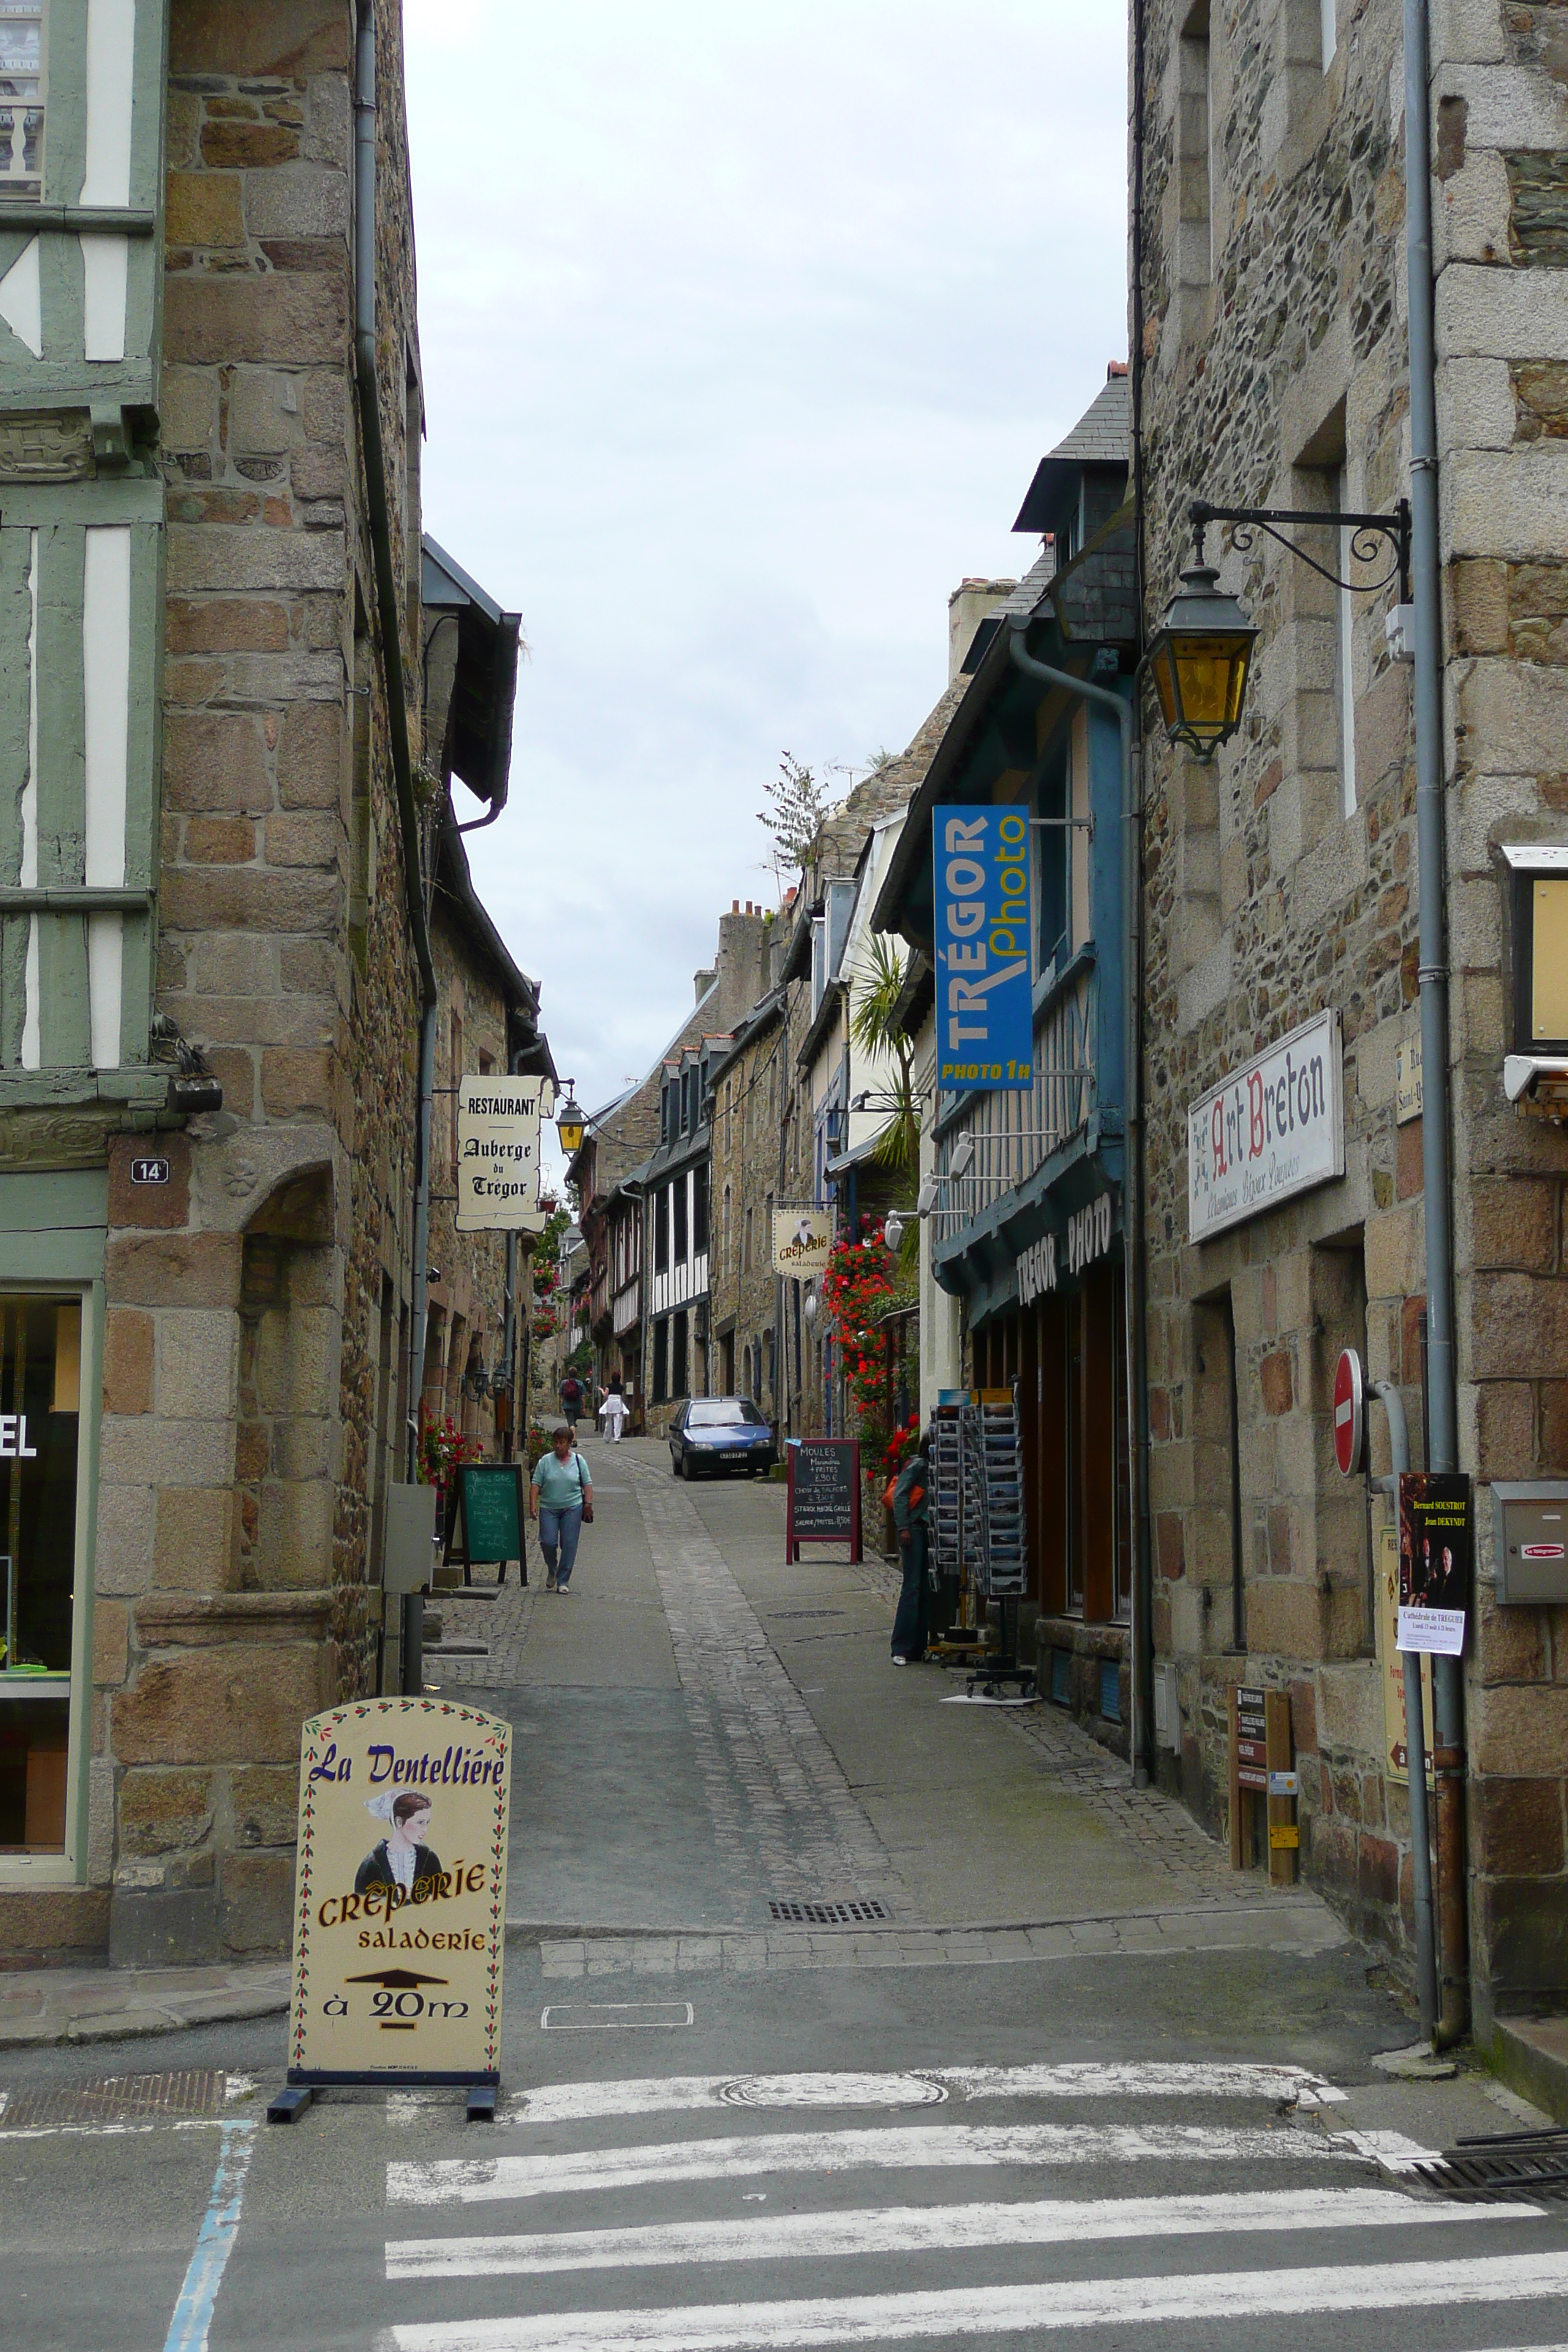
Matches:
[892,1525,929,1660]
[538,1504,583,1587]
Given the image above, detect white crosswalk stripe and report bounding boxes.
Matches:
[381,2061,1565,2352]
[389,2119,1346,2207]
[499,2059,1346,2127]
[385,2185,1526,2281]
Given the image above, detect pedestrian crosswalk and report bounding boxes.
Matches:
[380,2059,1566,2352]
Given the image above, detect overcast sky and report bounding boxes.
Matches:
[403,1,1127,1188]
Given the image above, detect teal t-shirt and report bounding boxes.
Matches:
[533,1450,590,1510]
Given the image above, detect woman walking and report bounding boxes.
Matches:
[529,1423,593,1591]
[599,1372,628,1444]
[890,1438,930,1665]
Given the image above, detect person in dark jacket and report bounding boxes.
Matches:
[355,1791,442,1898]
[890,1441,930,1665]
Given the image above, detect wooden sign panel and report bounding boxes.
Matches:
[786,1439,862,1562]
[457,1462,525,1579]
[287,1697,510,2087]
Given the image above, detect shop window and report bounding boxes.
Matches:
[652,1318,668,1403]
[0,1293,80,1855]
[671,1311,688,1401]
[0,6,43,201]
[1065,1292,1085,1613]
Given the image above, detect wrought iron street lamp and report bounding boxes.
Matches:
[1149,495,1411,764]
[1145,561,1259,764]
[554,1086,586,1156]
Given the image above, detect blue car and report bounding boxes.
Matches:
[668,1396,775,1480]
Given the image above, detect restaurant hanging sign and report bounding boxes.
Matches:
[1187,1009,1343,1243]
[933,804,1033,1092]
[772,1206,834,1279]
[456,1076,552,1233]
[286,1697,510,2088]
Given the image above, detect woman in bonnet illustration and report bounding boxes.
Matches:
[356,1790,442,1899]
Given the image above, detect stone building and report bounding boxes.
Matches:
[1134,0,1568,2034]
[0,0,547,1970]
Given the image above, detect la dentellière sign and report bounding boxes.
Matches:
[1187,1009,1343,1243]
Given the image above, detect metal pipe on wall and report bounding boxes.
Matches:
[355,2,439,1694]
[1403,0,1469,2047]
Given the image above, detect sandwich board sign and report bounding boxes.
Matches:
[272,1697,510,2121]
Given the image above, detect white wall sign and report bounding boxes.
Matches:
[1015,1192,1115,1305]
[456,1077,553,1232]
[1188,1010,1343,1243]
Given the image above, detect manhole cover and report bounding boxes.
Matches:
[1,2069,229,2128]
[770,1609,845,1620]
[1415,2127,1568,2201]
[768,1899,891,1925]
[720,2072,946,2108]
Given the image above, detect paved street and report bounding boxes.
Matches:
[5,1439,1567,2351]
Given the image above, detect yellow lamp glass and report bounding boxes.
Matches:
[1148,563,1259,763]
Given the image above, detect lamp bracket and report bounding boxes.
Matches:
[1189,497,1411,603]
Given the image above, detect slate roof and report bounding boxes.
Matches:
[1011,372,1132,535]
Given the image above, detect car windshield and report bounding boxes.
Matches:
[687,1398,765,1426]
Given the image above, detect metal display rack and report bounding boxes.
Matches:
[966,1390,1036,1699]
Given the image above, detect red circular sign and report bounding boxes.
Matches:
[1333,1349,1365,1477]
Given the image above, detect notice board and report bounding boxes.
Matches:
[456,1462,525,1583]
[287,1697,510,2088]
[786,1439,862,1562]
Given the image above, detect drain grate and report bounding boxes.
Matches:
[768,1899,891,1926]
[1,2069,230,2129]
[771,1609,845,1621]
[1414,2127,1568,2201]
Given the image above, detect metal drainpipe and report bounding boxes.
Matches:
[1008,625,1153,1784]
[1403,0,1469,2047]
[1372,1379,1439,2043]
[355,4,439,1692]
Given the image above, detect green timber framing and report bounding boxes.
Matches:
[0,0,169,1945]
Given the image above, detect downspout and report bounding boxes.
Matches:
[1403,0,1468,2048]
[1009,625,1153,1787]
[355,4,439,1691]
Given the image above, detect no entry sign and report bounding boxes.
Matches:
[1333,1348,1365,1477]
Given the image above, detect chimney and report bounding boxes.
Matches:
[947,576,1019,685]
[694,965,716,1004]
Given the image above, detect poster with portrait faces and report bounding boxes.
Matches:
[287,1697,510,2081]
[1397,1473,1471,1658]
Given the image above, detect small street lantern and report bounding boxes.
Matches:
[1146,561,1259,764]
[555,1086,586,1156]
[883,1211,907,1251]
[803,1286,819,1326]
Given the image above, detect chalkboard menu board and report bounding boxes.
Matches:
[456,1462,526,1585]
[786,1439,862,1563]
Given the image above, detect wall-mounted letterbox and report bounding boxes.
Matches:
[1492,1482,1568,1605]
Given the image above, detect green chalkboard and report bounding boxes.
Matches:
[456,1463,524,1581]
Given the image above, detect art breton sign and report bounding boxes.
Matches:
[1188,1009,1343,1243]
[287,1698,509,2084]
[1016,1191,1115,1305]
[456,1075,552,1234]
[1398,1472,1471,1657]
[932,804,1033,1091]
[772,1206,834,1280]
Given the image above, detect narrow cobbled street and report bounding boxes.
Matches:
[7,1444,1566,2351]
